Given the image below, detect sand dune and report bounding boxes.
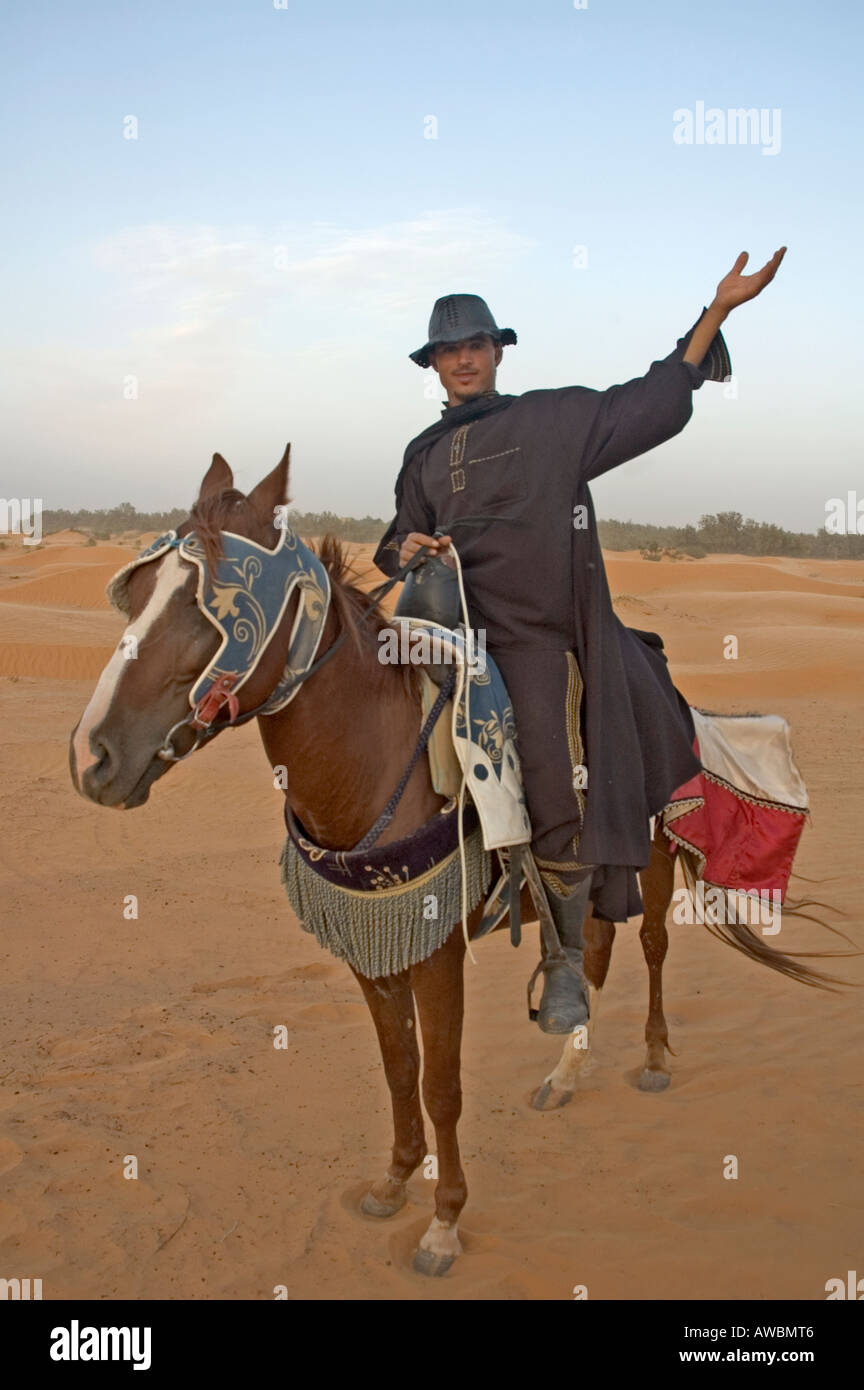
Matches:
[0,542,134,567]
[0,541,138,612]
[0,568,122,612]
[0,642,115,679]
[0,528,89,551]
[0,537,861,1300]
[603,555,864,600]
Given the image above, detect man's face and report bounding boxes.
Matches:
[429,334,503,405]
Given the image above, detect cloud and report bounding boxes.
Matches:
[0,209,535,507]
[92,211,533,344]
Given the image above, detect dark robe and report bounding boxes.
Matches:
[374,311,730,921]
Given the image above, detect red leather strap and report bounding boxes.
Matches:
[190,675,240,730]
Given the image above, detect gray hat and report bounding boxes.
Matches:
[409,293,517,368]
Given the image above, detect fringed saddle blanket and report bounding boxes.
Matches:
[279,655,811,974]
[278,619,529,977]
[662,708,809,912]
[280,797,494,979]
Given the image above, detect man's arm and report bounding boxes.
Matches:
[558,247,786,484]
[556,315,726,484]
[373,460,436,578]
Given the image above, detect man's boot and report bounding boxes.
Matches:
[535,874,593,1034]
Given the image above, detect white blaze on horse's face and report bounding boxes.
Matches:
[71,551,200,797]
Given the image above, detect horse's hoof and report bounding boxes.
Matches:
[361,1187,406,1218]
[638,1068,670,1092]
[531,1082,574,1111]
[413,1247,456,1277]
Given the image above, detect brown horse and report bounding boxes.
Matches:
[69,448,844,1277]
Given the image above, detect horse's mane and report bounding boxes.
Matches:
[313,534,421,696]
[186,492,418,695]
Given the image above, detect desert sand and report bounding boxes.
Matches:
[0,533,861,1301]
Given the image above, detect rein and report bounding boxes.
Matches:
[350,668,456,852]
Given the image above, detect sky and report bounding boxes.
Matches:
[1,0,861,532]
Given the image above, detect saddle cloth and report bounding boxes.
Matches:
[395,618,532,851]
[662,708,809,901]
[411,630,810,910]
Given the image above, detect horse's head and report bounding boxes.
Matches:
[70,444,329,808]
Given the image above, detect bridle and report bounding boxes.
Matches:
[107,521,435,763]
[107,513,511,764]
[155,564,406,763]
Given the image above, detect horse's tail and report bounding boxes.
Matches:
[677,848,858,993]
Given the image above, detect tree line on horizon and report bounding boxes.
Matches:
[36,503,864,560]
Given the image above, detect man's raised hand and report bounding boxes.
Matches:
[714,247,787,313]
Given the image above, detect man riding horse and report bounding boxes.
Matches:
[374,249,786,1034]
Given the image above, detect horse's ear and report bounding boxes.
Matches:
[247,443,291,524]
[198,453,234,499]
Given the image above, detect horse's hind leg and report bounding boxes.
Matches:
[637,826,675,1092]
[532,914,615,1110]
[409,923,468,1277]
[352,966,426,1218]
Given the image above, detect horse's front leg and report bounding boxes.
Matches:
[532,914,615,1110]
[409,922,468,1276]
[352,966,426,1217]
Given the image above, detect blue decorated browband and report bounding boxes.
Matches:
[106,524,331,718]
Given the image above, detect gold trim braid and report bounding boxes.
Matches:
[279,825,492,979]
[565,651,587,847]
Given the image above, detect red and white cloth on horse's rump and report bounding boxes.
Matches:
[661,708,809,905]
